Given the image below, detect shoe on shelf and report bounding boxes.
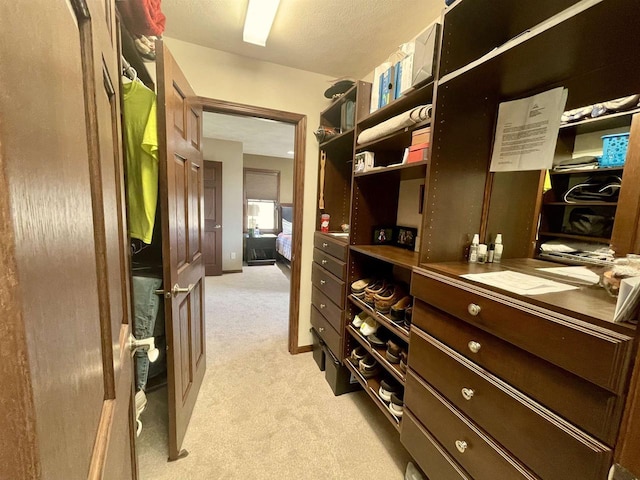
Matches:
[359,354,380,379]
[404,306,413,329]
[360,316,379,336]
[379,378,402,402]
[386,339,403,364]
[350,346,367,365]
[367,332,387,348]
[374,284,405,314]
[399,351,408,373]
[351,278,371,298]
[390,296,412,323]
[389,392,404,417]
[363,279,386,306]
[352,311,369,328]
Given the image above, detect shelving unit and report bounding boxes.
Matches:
[346,324,406,384]
[344,358,401,432]
[349,295,410,343]
[350,245,420,271]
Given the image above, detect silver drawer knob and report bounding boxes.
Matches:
[467,303,481,316]
[320,303,326,309]
[320,280,326,285]
[321,259,328,265]
[318,327,325,333]
[455,440,468,453]
[468,341,481,353]
[461,388,475,400]
[322,242,328,247]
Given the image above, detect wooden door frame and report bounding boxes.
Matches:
[197,96,306,355]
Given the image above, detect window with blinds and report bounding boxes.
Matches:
[244,168,280,233]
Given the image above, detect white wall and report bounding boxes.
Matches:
[202,138,244,272]
[243,154,294,205]
[164,37,334,347]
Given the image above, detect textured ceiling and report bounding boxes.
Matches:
[203,112,295,159]
[161,0,444,78]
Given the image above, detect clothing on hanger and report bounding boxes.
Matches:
[123,78,159,244]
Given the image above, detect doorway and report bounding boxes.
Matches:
[199,97,306,355]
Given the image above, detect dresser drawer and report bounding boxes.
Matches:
[405,370,537,480]
[411,270,633,393]
[401,410,471,480]
[313,247,346,279]
[314,231,347,261]
[311,286,343,333]
[409,328,612,480]
[413,300,620,445]
[310,305,341,357]
[312,262,345,307]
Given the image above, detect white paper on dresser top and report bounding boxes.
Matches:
[461,271,579,296]
[535,266,601,284]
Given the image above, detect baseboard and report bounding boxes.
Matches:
[293,344,313,354]
[222,269,243,274]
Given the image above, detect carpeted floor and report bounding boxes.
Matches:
[137,263,412,479]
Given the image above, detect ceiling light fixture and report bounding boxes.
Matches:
[243,0,281,47]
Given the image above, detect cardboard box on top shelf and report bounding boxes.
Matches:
[411,127,431,146]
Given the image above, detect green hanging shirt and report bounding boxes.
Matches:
[122,80,159,244]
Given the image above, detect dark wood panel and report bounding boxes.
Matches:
[314,231,348,261]
[401,410,471,480]
[412,300,621,445]
[189,162,202,259]
[175,155,188,269]
[617,346,640,477]
[405,371,537,480]
[313,248,346,279]
[412,267,633,393]
[311,262,345,307]
[409,328,612,480]
[179,294,192,397]
[350,245,419,270]
[311,286,343,332]
[310,306,341,357]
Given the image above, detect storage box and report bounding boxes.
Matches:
[324,346,360,396]
[408,142,429,163]
[600,133,629,167]
[412,127,431,146]
[310,328,325,371]
[354,151,375,173]
[412,23,440,87]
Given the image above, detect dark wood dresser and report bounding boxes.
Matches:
[402,259,636,480]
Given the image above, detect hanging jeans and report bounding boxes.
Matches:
[132,276,163,391]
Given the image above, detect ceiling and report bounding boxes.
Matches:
[161,0,444,79]
[203,112,295,159]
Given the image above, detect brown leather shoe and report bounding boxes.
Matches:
[390,296,411,323]
[363,279,386,306]
[374,284,405,313]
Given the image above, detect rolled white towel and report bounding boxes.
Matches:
[358,104,432,145]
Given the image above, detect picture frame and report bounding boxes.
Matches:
[394,226,418,250]
[372,226,394,245]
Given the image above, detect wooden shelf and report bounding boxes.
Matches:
[347,325,406,384]
[354,160,428,181]
[320,84,358,118]
[344,359,401,432]
[349,294,410,343]
[538,231,611,244]
[356,120,431,152]
[559,108,640,135]
[350,245,420,270]
[358,82,434,129]
[320,128,354,150]
[549,166,624,176]
[543,201,618,207]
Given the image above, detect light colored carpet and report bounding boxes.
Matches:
[137,264,412,479]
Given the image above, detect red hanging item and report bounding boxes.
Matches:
[119,0,166,37]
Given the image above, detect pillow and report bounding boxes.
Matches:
[282,219,292,235]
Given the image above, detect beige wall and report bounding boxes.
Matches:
[165,37,334,347]
[243,154,294,205]
[202,138,244,272]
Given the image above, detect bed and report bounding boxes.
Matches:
[276,203,293,263]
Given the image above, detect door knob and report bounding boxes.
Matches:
[455,440,468,453]
[468,340,481,353]
[322,242,328,247]
[129,335,159,362]
[467,303,481,316]
[214,224,221,228]
[172,283,194,296]
[320,303,326,309]
[321,259,328,265]
[461,388,475,400]
[320,280,326,285]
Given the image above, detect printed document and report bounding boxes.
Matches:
[461,271,578,296]
[490,87,568,172]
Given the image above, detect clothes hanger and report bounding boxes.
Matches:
[121,55,137,84]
